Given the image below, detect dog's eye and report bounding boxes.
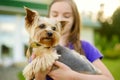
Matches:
[52,27,56,31]
[39,24,46,29]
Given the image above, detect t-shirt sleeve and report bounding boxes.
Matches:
[81,40,103,63]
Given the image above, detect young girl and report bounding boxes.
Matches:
[34,0,114,80]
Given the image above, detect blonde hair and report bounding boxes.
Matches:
[48,0,84,55]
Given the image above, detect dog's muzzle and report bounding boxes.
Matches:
[47,32,53,37]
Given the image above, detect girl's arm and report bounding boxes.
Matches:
[48,59,114,80]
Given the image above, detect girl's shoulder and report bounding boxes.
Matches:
[81,40,93,47]
[81,40,98,51]
[81,40,103,62]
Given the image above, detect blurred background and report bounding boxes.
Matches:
[0,0,120,80]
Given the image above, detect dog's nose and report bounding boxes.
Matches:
[47,32,53,37]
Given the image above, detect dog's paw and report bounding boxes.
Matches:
[23,63,34,80]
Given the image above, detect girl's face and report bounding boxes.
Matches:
[49,1,74,35]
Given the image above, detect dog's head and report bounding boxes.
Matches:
[24,7,66,47]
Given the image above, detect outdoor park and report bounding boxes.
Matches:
[0,0,120,80]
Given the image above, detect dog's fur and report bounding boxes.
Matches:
[23,7,101,80]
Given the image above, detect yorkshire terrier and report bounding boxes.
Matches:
[23,7,101,80]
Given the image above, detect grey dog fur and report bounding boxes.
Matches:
[55,45,100,74]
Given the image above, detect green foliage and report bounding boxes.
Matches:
[104,48,120,59]
[96,6,120,41]
[112,7,120,28]
[95,7,120,59]
[95,33,120,59]
[111,7,120,39]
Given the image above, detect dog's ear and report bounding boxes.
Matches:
[56,21,67,34]
[26,48,31,60]
[59,21,68,30]
[60,21,68,28]
[24,7,38,27]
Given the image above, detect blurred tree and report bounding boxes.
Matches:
[96,5,120,42]
[95,6,120,59]
[97,3,105,22]
[111,7,120,39]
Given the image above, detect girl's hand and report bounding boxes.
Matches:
[48,61,76,80]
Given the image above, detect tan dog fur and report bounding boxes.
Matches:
[23,7,65,80]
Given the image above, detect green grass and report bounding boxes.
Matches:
[18,71,25,80]
[102,58,120,80]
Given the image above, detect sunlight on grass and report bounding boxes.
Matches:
[102,58,120,80]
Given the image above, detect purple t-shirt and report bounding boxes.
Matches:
[46,40,103,80]
[68,40,103,62]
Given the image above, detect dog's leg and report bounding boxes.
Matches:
[23,52,60,80]
[23,62,34,80]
